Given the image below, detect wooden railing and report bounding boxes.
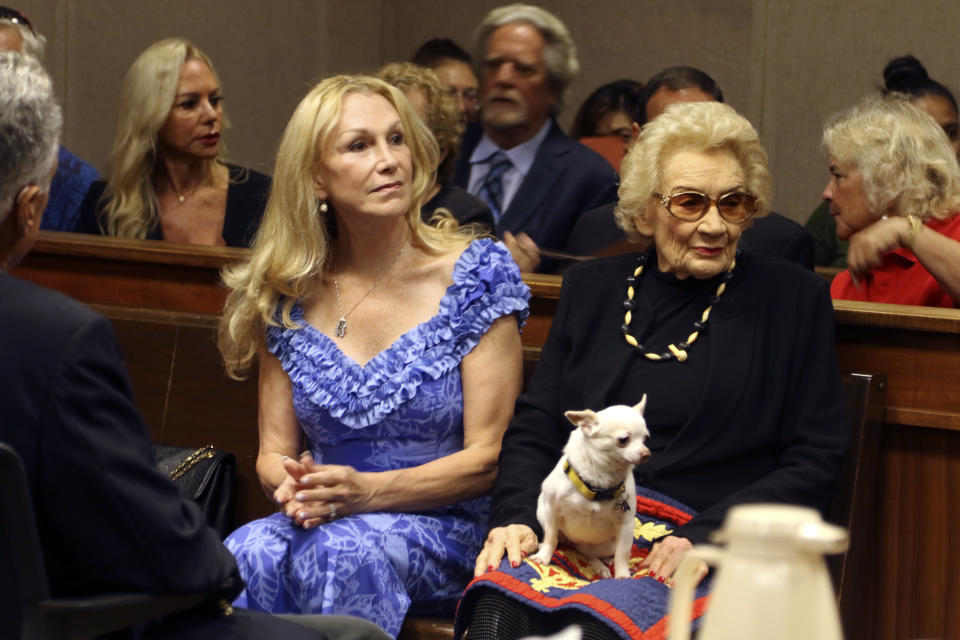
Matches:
[10,232,960,640]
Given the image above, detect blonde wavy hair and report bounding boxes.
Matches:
[615,101,772,244]
[219,75,474,379]
[377,62,463,184]
[823,92,960,221]
[98,38,228,238]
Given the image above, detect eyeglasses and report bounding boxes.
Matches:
[447,86,478,104]
[654,190,759,223]
[0,6,35,34]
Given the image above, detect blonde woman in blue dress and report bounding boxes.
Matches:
[218,75,529,637]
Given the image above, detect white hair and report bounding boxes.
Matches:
[0,51,61,221]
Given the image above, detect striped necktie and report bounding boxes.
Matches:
[479,151,512,221]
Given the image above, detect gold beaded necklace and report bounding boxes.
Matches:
[621,251,737,362]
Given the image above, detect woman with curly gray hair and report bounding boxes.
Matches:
[824,92,960,307]
[459,101,846,640]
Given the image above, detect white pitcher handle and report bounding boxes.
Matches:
[667,544,724,640]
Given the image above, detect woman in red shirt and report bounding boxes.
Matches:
[823,93,960,307]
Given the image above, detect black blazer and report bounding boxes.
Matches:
[454,120,619,262]
[0,274,328,639]
[566,203,815,270]
[75,164,271,248]
[490,251,848,544]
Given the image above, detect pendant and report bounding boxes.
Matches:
[335,317,347,338]
[177,195,185,203]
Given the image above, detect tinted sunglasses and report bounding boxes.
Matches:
[654,190,759,223]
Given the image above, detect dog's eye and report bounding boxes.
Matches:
[617,435,630,447]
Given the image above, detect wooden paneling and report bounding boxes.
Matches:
[876,423,960,639]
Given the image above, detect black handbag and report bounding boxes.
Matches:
[153,444,237,539]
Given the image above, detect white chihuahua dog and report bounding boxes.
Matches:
[530,396,651,578]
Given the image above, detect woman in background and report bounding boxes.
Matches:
[807,54,959,267]
[569,79,643,144]
[824,93,960,307]
[75,38,269,247]
[218,75,528,637]
[378,62,494,230]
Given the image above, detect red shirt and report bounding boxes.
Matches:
[830,214,960,308]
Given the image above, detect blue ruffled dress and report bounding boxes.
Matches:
[225,239,530,636]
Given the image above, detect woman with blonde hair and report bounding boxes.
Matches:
[377,61,493,229]
[219,75,528,636]
[75,38,269,246]
[824,92,960,307]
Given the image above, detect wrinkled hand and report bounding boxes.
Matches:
[474,524,539,577]
[503,231,541,273]
[282,452,375,529]
[847,217,910,282]
[640,535,707,584]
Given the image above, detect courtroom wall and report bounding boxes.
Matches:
[14,0,960,224]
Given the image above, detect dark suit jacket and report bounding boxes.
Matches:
[489,251,847,544]
[454,120,619,268]
[0,274,327,639]
[566,202,815,270]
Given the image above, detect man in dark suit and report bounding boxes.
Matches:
[565,66,814,269]
[453,3,618,272]
[0,51,386,640]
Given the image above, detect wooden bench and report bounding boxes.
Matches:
[12,232,960,640]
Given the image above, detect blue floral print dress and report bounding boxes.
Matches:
[225,239,529,636]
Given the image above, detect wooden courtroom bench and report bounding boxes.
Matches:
[11,231,960,640]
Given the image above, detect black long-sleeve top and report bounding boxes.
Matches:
[490,249,848,544]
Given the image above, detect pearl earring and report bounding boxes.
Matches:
[319,200,328,214]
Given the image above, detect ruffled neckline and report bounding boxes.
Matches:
[267,238,529,428]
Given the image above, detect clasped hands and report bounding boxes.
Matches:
[473,524,708,584]
[274,451,372,529]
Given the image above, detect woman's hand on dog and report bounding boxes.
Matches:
[474,524,539,577]
[640,535,708,584]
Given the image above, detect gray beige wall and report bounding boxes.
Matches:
[15,0,960,224]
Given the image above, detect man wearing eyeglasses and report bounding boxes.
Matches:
[453,3,619,273]
[0,5,100,233]
[566,66,814,270]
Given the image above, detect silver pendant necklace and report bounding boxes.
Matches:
[167,172,201,204]
[332,236,408,338]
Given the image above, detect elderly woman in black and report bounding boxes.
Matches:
[458,101,848,640]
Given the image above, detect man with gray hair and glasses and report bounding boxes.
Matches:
[0,51,387,640]
[454,3,618,272]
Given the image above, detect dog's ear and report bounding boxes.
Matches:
[565,409,599,434]
[633,394,647,416]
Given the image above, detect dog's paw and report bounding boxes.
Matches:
[588,558,612,578]
[613,564,630,579]
[530,548,553,565]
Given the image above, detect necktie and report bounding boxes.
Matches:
[479,151,512,221]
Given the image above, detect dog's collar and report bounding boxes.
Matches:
[563,459,625,502]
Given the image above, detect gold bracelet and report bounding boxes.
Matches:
[904,214,924,249]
